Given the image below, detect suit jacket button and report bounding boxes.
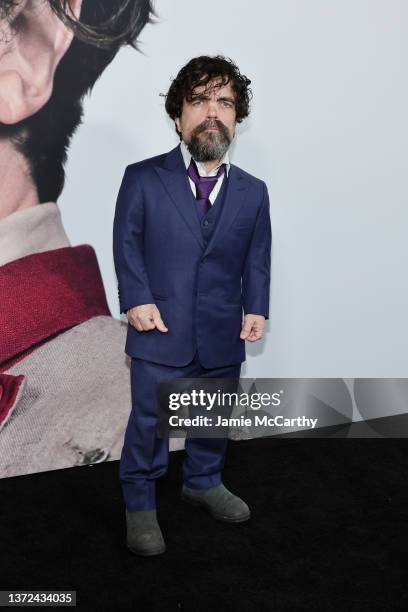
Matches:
[203,220,209,226]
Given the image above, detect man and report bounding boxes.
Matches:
[0,0,188,479]
[113,55,272,556]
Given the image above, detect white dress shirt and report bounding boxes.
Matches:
[180,140,230,205]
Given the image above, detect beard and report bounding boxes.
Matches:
[186,119,232,162]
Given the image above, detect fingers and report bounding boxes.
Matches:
[139,314,156,331]
[152,311,168,332]
[127,304,168,332]
[240,316,265,342]
[246,327,263,341]
[128,312,154,332]
[240,320,253,340]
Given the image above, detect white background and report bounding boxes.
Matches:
[59,0,408,378]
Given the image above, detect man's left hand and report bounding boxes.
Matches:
[240,314,266,342]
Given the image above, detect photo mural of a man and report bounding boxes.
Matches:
[0,0,184,478]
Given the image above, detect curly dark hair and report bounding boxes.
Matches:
[164,55,252,139]
[0,0,155,202]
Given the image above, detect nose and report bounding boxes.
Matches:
[206,98,218,118]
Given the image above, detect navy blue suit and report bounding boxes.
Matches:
[113,143,271,510]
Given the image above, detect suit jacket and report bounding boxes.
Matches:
[113,143,272,368]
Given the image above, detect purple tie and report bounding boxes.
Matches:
[187,158,226,216]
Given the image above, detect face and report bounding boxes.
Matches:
[175,77,237,162]
[0,0,82,218]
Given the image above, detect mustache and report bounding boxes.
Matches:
[193,119,229,138]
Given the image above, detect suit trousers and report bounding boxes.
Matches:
[119,350,242,511]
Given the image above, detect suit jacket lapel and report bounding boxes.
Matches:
[154,144,205,250]
[202,166,249,258]
[154,144,250,256]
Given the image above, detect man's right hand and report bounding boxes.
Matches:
[126,304,168,332]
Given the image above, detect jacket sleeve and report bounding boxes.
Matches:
[241,181,272,320]
[113,166,154,314]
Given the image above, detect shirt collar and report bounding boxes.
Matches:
[0,202,70,267]
[180,140,230,178]
[0,245,110,372]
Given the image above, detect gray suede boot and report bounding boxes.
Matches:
[125,509,166,556]
[181,483,251,523]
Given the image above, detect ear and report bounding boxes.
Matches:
[0,0,82,124]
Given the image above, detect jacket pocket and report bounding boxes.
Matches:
[233,222,253,231]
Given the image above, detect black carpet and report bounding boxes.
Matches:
[1,438,407,611]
